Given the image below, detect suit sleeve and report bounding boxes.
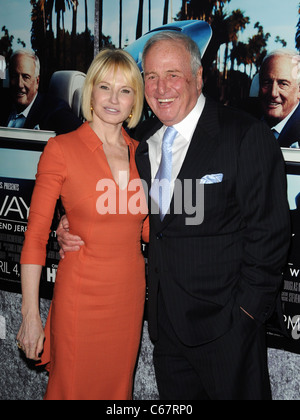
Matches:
[20,138,67,266]
[142,215,150,243]
[235,120,291,323]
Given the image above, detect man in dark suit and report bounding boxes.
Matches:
[259,49,300,148]
[56,32,290,399]
[135,31,290,400]
[0,49,82,134]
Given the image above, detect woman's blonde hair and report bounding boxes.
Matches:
[82,48,144,128]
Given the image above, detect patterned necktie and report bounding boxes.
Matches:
[150,126,178,220]
[8,114,26,128]
[272,128,279,140]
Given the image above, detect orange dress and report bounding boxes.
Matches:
[20,122,149,400]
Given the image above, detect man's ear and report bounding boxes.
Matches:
[196,66,203,94]
[297,83,300,101]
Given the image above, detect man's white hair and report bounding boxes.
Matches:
[10,49,40,78]
[261,49,300,84]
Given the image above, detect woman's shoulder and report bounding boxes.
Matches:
[45,123,90,157]
[52,122,85,144]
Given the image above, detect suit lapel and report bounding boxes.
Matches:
[136,98,222,228]
[135,138,151,187]
[162,97,222,227]
[178,98,221,182]
[279,103,300,147]
[24,94,43,129]
[135,117,162,201]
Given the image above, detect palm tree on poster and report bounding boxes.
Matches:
[295,2,300,52]
[222,9,250,81]
[148,0,151,31]
[48,0,79,67]
[119,0,122,48]
[84,0,88,33]
[83,0,89,67]
[70,0,79,67]
[45,0,68,68]
[136,0,168,40]
[163,0,169,25]
[55,0,67,39]
[136,0,144,39]
[188,0,231,22]
[70,0,79,40]
[95,0,103,48]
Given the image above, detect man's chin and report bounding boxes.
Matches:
[263,110,283,126]
[15,97,29,111]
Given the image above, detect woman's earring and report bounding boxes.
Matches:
[90,106,94,112]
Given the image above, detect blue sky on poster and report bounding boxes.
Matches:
[0,0,95,50]
[0,0,299,52]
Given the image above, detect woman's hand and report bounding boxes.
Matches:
[16,313,45,361]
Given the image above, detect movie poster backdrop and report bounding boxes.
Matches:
[1,0,300,353]
[266,148,300,354]
[0,128,59,300]
[0,0,95,299]
[0,131,300,351]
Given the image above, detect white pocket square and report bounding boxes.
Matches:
[200,173,223,184]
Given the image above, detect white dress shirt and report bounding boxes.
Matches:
[7,93,38,128]
[147,94,206,193]
[271,103,299,147]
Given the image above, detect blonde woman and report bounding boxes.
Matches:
[17,49,148,400]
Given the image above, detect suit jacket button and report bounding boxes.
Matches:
[156,233,163,239]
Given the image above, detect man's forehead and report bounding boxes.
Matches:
[12,55,35,68]
[145,39,187,57]
[10,56,36,75]
[262,56,294,74]
[144,42,190,70]
[261,60,298,82]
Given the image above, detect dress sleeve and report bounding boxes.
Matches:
[20,138,67,266]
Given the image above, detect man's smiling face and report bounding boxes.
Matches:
[143,39,203,126]
[10,54,40,112]
[259,55,300,126]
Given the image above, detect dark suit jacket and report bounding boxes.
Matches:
[136,97,291,346]
[278,102,300,148]
[0,91,82,135]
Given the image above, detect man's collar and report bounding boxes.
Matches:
[173,94,206,142]
[271,102,299,134]
[14,93,38,118]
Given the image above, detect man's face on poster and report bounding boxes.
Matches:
[9,54,40,112]
[259,55,300,126]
